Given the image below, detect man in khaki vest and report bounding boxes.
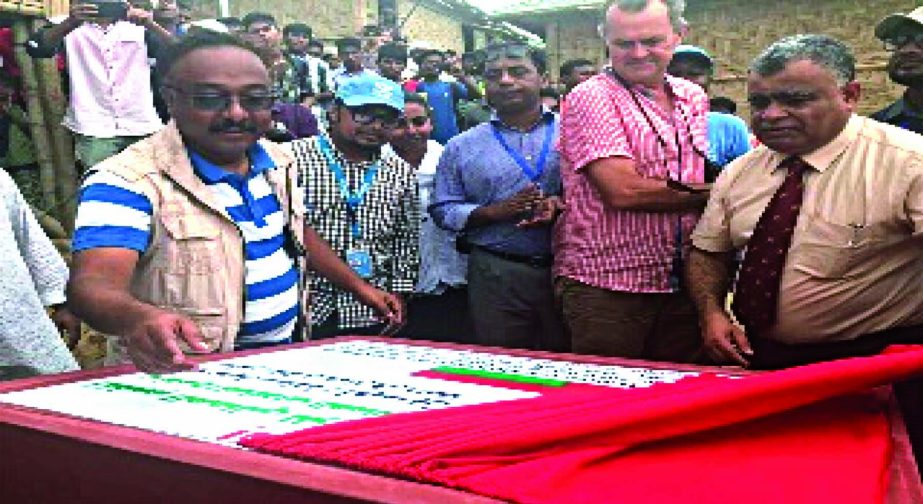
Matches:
[67,31,404,374]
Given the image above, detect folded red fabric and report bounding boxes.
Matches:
[241,345,923,503]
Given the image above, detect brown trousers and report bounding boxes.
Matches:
[555,277,703,364]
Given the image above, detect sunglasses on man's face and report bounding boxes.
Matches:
[347,107,401,129]
[395,116,429,128]
[168,86,276,112]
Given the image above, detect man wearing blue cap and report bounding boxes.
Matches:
[668,45,751,171]
[290,74,419,338]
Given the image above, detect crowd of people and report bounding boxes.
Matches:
[1,0,923,443]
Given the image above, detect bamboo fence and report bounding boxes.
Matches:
[11,20,57,212]
[8,0,77,230]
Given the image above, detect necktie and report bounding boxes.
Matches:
[732,156,810,336]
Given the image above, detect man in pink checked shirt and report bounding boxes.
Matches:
[553,0,710,363]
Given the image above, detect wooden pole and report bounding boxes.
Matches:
[33,18,78,232]
[12,19,57,212]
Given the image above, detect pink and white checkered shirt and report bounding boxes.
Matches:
[553,72,709,293]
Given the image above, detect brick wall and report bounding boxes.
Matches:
[186,0,379,41]
[188,0,465,52]
[397,0,466,53]
[540,0,919,118]
[544,10,607,82]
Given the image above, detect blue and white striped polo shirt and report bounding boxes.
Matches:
[73,144,299,345]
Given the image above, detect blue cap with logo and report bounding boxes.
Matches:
[335,73,405,112]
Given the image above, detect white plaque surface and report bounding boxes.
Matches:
[0,341,696,447]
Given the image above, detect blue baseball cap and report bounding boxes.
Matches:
[673,45,714,68]
[335,74,405,112]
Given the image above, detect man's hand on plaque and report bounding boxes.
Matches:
[701,308,752,367]
[125,310,209,374]
[355,285,406,335]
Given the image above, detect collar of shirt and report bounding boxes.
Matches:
[766,114,861,174]
[613,71,699,105]
[334,68,373,78]
[489,107,556,131]
[187,142,277,226]
[188,142,277,183]
[319,132,381,167]
[85,20,127,33]
[663,74,700,104]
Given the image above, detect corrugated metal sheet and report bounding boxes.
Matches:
[465,0,604,16]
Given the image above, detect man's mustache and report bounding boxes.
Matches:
[210,121,259,134]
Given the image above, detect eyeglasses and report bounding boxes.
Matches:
[395,116,429,128]
[884,33,923,51]
[166,86,277,112]
[346,107,401,129]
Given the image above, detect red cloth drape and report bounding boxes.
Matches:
[241,346,923,503]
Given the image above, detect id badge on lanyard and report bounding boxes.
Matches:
[318,136,379,279]
[346,249,374,279]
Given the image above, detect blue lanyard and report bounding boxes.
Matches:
[317,135,379,239]
[490,115,555,182]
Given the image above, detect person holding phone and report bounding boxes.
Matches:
[26,0,175,169]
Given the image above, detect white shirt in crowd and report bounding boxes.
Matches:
[61,21,163,138]
[384,140,468,295]
[0,169,79,376]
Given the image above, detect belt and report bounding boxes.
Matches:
[475,246,553,268]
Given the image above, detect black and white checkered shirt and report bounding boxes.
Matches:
[290,134,420,330]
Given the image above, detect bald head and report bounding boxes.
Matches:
[604,0,686,34]
[163,44,273,167]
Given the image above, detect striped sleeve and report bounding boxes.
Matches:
[72,171,154,253]
[562,80,633,172]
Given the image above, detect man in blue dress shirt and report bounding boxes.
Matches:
[430,43,566,352]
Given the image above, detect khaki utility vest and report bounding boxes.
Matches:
[95,122,307,365]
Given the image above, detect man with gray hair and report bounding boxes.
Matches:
[687,34,923,463]
[554,0,709,362]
